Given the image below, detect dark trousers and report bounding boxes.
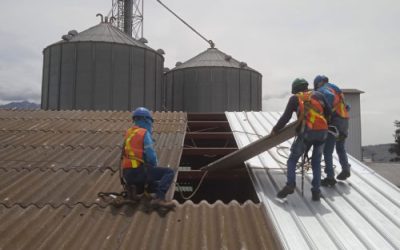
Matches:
[123,166,175,200]
[324,116,350,178]
[287,130,327,193]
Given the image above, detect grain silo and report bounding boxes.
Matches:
[41,17,164,111]
[163,47,262,112]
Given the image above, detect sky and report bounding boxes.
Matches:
[0,0,399,145]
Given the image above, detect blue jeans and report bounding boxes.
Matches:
[324,117,350,178]
[123,165,175,200]
[287,130,327,193]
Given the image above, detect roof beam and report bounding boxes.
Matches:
[185,132,234,140]
[182,147,237,156]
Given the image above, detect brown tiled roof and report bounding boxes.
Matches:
[0,202,280,250]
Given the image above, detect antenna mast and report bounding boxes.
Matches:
[109,0,144,39]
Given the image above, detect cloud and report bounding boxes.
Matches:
[0,0,400,145]
[262,91,290,100]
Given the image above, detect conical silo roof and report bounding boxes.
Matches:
[171,47,259,73]
[48,22,152,50]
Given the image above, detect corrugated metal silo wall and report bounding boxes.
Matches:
[344,93,362,160]
[41,42,164,111]
[163,67,262,112]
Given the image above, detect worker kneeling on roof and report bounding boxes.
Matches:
[272,78,331,201]
[121,107,175,207]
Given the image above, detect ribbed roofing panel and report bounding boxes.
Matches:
[170,47,258,72]
[0,110,186,171]
[0,110,283,249]
[0,202,280,250]
[0,168,119,208]
[226,111,400,250]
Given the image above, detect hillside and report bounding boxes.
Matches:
[362,143,399,162]
[0,101,40,110]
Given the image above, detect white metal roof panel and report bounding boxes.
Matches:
[226,111,400,250]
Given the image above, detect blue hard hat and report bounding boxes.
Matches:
[132,107,153,121]
[313,75,329,90]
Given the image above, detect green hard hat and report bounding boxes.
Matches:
[291,78,309,94]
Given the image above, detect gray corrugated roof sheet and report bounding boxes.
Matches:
[0,202,280,250]
[170,47,259,72]
[48,22,151,49]
[226,111,400,249]
[0,110,282,249]
[0,110,186,170]
[0,168,118,208]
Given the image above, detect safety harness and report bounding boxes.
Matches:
[297,91,328,133]
[327,87,349,119]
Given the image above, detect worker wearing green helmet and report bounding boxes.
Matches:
[272,78,332,201]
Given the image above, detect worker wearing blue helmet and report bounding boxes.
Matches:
[314,75,351,186]
[121,107,175,207]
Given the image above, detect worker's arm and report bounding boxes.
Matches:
[143,131,158,167]
[272,95,298,132]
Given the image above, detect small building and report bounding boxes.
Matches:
[343,89,364,160]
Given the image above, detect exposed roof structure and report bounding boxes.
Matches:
[48,22,151,49]
[170,47,258,72]
[226,111,400,249]
[0,110,280,249]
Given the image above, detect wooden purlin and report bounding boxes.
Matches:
[200,121,300,171]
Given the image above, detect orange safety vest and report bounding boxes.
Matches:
[121,126,146,169]
[297,91,328,131]
[328,87,349,119]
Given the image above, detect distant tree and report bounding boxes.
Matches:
[389,120,400,161]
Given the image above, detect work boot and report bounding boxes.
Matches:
[311,191,321,201]
[336,170,351,180]
[321,177,337,187]
[150,198,175,208]
[126,185,143,201]
[277,185,295,198]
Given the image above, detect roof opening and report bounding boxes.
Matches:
[174,113,259,204]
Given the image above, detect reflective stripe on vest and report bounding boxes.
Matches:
[327,87,349,119]
[122,126,146,169]
[297,91,328,131]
